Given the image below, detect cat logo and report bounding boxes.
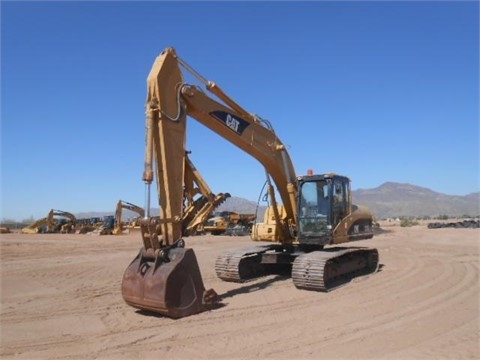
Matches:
[225,114,240,133]
[209,110,250,135]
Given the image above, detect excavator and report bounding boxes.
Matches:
[112,200,145,235]
[121,47,379,319]
[21,216,51,234]
[21,209,76,234]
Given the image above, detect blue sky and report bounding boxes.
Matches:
[1,1,478,221]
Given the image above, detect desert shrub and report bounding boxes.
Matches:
[400,218,418,227]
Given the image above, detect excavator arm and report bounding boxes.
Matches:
[143,48,298,246]
[181,155,231,234]
[49,209,76,222]
[21,217,49,234]
[117,201,145,218]
[123,47,300,318]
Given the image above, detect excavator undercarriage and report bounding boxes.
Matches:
[215,244,379,291]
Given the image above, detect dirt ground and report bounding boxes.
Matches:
[1,223,479,359]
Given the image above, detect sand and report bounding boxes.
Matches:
[1,224,479,359]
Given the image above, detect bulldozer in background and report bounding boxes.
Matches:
[204,211,256,235]
[75,217,103,234]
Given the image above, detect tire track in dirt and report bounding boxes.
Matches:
[262,255,478,358]
[158,243,476,359]
[90,241,477,359]
[2,229,478,359]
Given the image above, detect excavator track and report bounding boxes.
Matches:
[215,245,278,282]
[291,247,379,291]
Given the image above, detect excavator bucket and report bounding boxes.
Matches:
[121,245,218,318]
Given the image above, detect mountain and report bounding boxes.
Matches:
[73,183,479,221]
[215,196,266,217]
[352,182,479,219]
[219,184,479,220]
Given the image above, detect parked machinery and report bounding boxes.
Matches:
[112,200,145,235]
[204,211,256,235]
[21,217,51,234]
[0,227,11,234]
[121,48,378,318]
[21,209,76,234]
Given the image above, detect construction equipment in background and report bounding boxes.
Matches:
[112,200,145,235]
[204,211,256,235]
[90,215,115,235]
[21,209,76,234]
[181,154,231,235]
[0,227,11,234]
[75,217,103,234]
[51,210,76,233]
[21,216,51,234]
[121,47,378,319]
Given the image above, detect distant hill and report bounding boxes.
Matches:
[353,182,479,219]
[219,184,479,220]
[215,197,267,218]
[73,183,479,221]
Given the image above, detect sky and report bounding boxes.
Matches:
[1,0,479,221]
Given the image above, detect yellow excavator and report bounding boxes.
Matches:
[21,216,51,234]
[21,209,76,234]
[122,48,379,319]
[112,200,145,235]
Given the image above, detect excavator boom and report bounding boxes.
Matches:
[144,48,298,241]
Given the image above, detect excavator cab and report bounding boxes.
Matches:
[297,177,331,244]
[297,174,351,246]
[297,174,374,246]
